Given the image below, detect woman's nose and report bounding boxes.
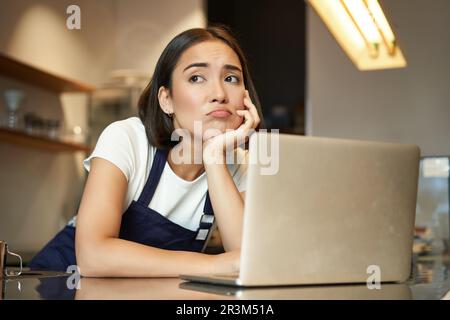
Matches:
[209,81,228,104]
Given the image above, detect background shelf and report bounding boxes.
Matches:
[0,127,91,153]
[0,53,95,93]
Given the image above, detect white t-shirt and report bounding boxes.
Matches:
[78,117,248,231]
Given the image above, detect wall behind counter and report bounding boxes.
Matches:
[306,0,450,156]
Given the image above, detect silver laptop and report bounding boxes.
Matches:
[180,132,420,287]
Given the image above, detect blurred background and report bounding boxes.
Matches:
[0,0,448,264]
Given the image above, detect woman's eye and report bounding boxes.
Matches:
[225,75,240,83]
[189,75,205,83]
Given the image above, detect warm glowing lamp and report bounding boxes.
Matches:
[307,0,407,70]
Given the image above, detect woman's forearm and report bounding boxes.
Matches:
[76,237,213,277]
[204,157,244,252]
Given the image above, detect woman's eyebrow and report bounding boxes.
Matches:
[183,62,242,73]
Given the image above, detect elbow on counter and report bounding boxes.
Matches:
[75,240,109,278]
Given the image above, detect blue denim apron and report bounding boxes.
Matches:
[28,148,215,271]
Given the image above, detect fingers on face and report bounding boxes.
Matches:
[237,109,253,130]
[243,91,260,126]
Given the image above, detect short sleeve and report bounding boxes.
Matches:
[83,121,136,181]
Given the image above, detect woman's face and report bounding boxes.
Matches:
[159,40,246,139]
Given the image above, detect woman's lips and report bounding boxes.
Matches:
[207,109,232,118]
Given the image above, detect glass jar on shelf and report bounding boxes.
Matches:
[3,89,25,130]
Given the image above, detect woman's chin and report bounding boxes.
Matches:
[217,117,242,130]
[204,122,230,133]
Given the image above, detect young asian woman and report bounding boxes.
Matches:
[28,26,263,277]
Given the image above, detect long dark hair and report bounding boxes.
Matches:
[138,25,263,149]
